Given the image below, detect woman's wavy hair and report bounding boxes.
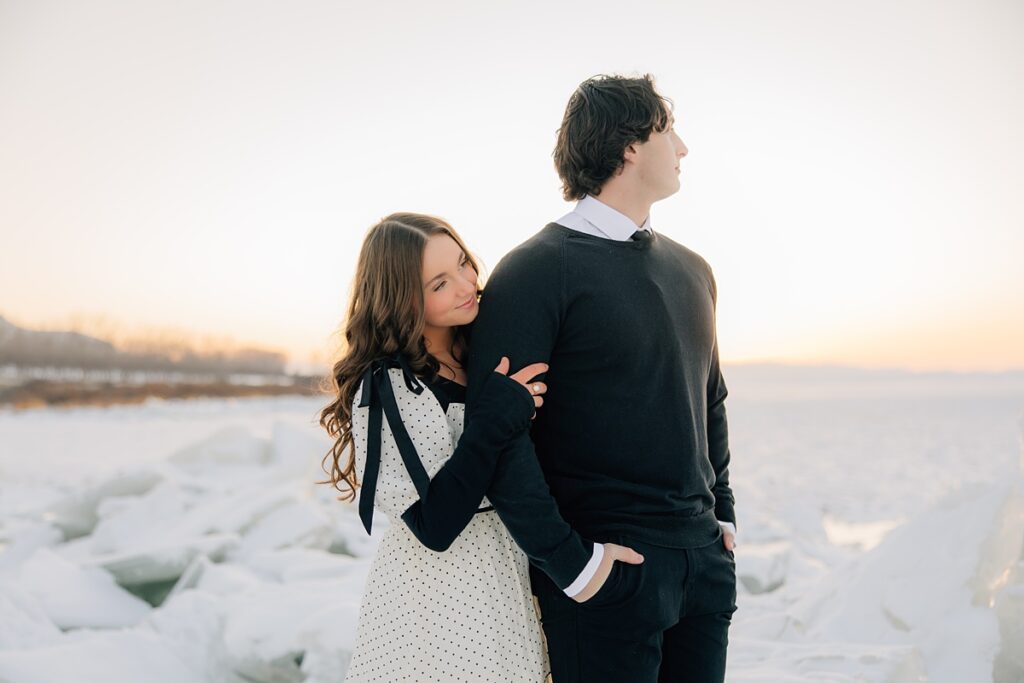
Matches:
[318,212,482,500]
[553,73,673,201]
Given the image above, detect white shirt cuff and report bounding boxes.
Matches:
[562,542,605,598]
[718,520,737,543]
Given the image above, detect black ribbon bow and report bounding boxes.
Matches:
[356,353,431,534]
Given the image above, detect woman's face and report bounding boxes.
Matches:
[421,233,479,330]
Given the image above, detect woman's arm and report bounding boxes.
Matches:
[352,357,537,535]
[400,371,535,551]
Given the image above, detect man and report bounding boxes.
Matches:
[467,74,738,682]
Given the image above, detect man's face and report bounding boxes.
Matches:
[631,114,688,202]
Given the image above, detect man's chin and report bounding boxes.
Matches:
[657,183,681,202]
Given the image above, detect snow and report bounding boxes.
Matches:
[17,548,151,629]
[0,373,1022,682]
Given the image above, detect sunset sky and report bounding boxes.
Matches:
[1,0,1021,372]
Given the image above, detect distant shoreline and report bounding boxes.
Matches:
[0,378,323,410]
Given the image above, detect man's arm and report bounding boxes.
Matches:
[707,340,736,531]
[466,240,597,591]
[706,270,737,535]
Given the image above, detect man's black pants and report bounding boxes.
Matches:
[532,531,737,683]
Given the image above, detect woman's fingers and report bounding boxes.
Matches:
[510,362,548,385]
[525,382,547,397]
[494,359,550,410]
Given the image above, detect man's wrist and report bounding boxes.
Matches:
[562,542,605,598]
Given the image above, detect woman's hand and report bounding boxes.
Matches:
[494,356,548,416]
[571,543,645,603]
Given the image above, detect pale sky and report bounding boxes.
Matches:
[2,0,1022,371]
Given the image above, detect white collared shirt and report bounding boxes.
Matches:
[555,194,653,240]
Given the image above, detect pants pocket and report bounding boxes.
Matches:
[581,559,644,611]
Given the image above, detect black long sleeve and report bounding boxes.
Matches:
[479,432,595,590]
[707,339,736,529]
[706,271,737,530]
[399,372,535,552]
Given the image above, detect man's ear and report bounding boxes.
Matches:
[622,142,638,165]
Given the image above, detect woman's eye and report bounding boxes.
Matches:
[434,281,446,292]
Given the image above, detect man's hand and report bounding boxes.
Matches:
[722,528,736,551]
[571,543,644,603]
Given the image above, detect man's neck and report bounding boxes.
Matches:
[592,183,653,229]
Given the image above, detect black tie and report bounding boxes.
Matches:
[631,229,651,242]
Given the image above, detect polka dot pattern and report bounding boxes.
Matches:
[346,369,549,681]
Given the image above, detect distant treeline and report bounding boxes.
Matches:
[1,378,319,410]
[0,315,287,376]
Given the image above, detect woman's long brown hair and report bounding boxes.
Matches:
[318,212,483,500]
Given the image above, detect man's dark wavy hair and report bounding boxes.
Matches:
[553,74,673,201]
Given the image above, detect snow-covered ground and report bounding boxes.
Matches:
[1,370,1022,682]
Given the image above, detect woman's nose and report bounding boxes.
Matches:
[456,275,476,296]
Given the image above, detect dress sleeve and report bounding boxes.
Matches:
[350,373,432,522]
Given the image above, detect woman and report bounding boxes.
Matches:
[320,213,639,681]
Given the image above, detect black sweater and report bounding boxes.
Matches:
[467,223,736,553]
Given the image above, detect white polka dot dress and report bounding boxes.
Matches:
[344,368,549,682]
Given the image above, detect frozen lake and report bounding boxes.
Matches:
[1,368,1022,682]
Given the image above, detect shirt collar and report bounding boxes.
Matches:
[574,195,653,240]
